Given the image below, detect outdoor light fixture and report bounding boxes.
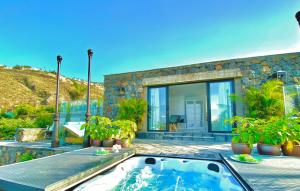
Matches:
[296,11,300,26]
[271,70,287,84]
[83,49,93,147]
[51,55,63,148]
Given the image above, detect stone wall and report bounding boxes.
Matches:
[16,128,46,142]
[0,145,64,166]
[104,52,300,120]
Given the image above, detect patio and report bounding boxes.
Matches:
[0,139,300,190]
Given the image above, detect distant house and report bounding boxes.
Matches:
[103,52,300,140]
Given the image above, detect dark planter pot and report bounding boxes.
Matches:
[90,139,101,147]
[231,142,252,154]
[102,139,114,147]
[281,142,294,156]
[121,139,130,148]
[257,143,281,156]
[292,145,300,157]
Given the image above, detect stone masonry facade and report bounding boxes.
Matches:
[104,52,300,120]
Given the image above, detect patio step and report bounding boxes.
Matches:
[163,132,213,136]
[162,135,214,142]
[136,132,232,142]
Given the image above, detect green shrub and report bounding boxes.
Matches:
[12,65,23,70]
[34,113,53,128]
[37,105,55,113]
[14,104,36,118]
[0,109,4,119]
[116,98,147,130]
[19,153,35,162]
[0,118,34,140]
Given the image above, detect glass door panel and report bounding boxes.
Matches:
[148,87,168,131]
[208,81,234,132]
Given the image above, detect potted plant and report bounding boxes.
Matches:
[81,117,100,146]
[81,116,113,147]
[280,116,300,156]
[257,117,284,156]
[227,116,260,154]
[291,117,300,157]
[102,126,118,147]
[112,120,137,148]
[292,140,300,157]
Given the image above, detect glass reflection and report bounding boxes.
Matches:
[209,81,234,132]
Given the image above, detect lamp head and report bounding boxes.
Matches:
[88,49,93,56]
[57,55,63,62]
[296,11,300,26]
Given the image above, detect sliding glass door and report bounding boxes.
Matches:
[208,81,234,132]
[148,87,168,131]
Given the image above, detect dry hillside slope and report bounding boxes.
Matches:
[0,66,103,109]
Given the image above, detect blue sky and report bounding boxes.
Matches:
[0,1,299,82]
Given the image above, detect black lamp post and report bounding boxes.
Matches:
[51,55,63,148]
[296,11,300,26]
[83,49,93,147]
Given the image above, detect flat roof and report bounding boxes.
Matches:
[104,52,300,77]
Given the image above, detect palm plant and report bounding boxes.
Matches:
[116,98,147,130]
[244,79,284,119]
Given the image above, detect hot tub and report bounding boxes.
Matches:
[74,156,245,191]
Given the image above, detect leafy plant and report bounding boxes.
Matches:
[258,116,298,146]
[117,98,147,130]
[81,116,118,141]
[112,120,137,142]
[244,80,284,119]
[34,113,53,128]
[19,152,35,162]
[226,116,262,148]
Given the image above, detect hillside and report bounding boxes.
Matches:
[0,66,104,109]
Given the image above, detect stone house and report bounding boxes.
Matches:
[103,52,300,141]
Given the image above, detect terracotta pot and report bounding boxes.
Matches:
[102,138,114,147]
[231,142,252,154]
[281,141,294,156]
[90,139,101,147]
[292,145,300,157]
[257,143,281,156]
[121,139,130,148]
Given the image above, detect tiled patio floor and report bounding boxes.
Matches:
[132,139,300,191]
[133,139,231,159]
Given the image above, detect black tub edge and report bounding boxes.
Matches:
[219,154,254,191]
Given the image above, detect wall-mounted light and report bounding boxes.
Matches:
[271,70,287,84]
